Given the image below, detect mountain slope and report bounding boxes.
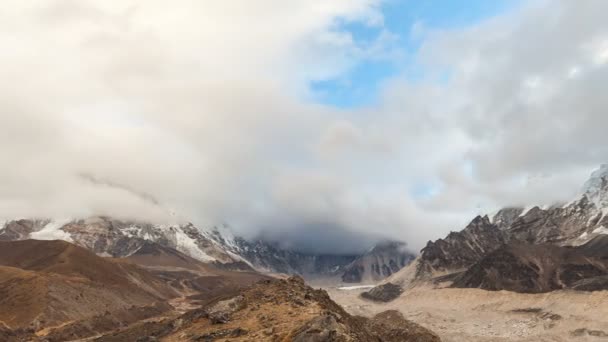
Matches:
[452,236,608,293]
[0,240,178,330]
[416,215,505,278]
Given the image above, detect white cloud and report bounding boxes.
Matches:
[2,0,608,253]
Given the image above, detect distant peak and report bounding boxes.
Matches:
[582,164,608,208]
[468,215,491,226]
[588,164,608,180]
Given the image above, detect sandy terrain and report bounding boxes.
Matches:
[326,285,608,341]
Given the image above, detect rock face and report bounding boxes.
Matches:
[506,199,604,246]
[416,215,505,278]
[341,241,415,283]
[93,276,441,342]
[452,236,608,293]
[492,207,525,230]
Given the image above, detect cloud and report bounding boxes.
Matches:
[2,0,608,253]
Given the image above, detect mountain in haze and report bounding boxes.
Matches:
[365,165,608,299]
[341,241,415,283]
[0,216,413,283]
[230,237,359,277]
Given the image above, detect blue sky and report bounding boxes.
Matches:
[311,0,521,108]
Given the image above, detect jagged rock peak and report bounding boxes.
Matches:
[465,215,492,229]
[492,207,524,230]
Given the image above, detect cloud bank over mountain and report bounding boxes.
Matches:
[1,0,608,252]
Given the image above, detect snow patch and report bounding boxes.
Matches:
[338,285,375,291]
[519,206,535,217]
[562,197,580,209]
[592,226,608,235]
[30,220,73,242]
[174,226,216,262]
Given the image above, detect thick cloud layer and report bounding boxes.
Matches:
[1,1,608,253]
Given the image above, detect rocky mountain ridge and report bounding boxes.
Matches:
[369,165,608,299]
[416,165,608,279]
[0,216,412,283]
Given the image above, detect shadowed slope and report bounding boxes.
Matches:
[452,236,608,293]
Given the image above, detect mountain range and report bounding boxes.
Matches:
[0,217,414,285]
[0,238,439,341]
[363,164,608,300]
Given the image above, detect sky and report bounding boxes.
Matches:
[2,0,608,254]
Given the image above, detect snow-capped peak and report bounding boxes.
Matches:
[582,164,608,209]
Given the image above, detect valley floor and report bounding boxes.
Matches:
[325,285,608,342]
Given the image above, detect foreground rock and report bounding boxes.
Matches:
[95,276,441,341]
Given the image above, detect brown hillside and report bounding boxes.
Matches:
[0,240,179,331]
[94,276,441,342]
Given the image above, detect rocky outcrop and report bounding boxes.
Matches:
[361,282,403,302]
[92,276,441,342]
[341,241,415,283]
[367,310,441,342]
